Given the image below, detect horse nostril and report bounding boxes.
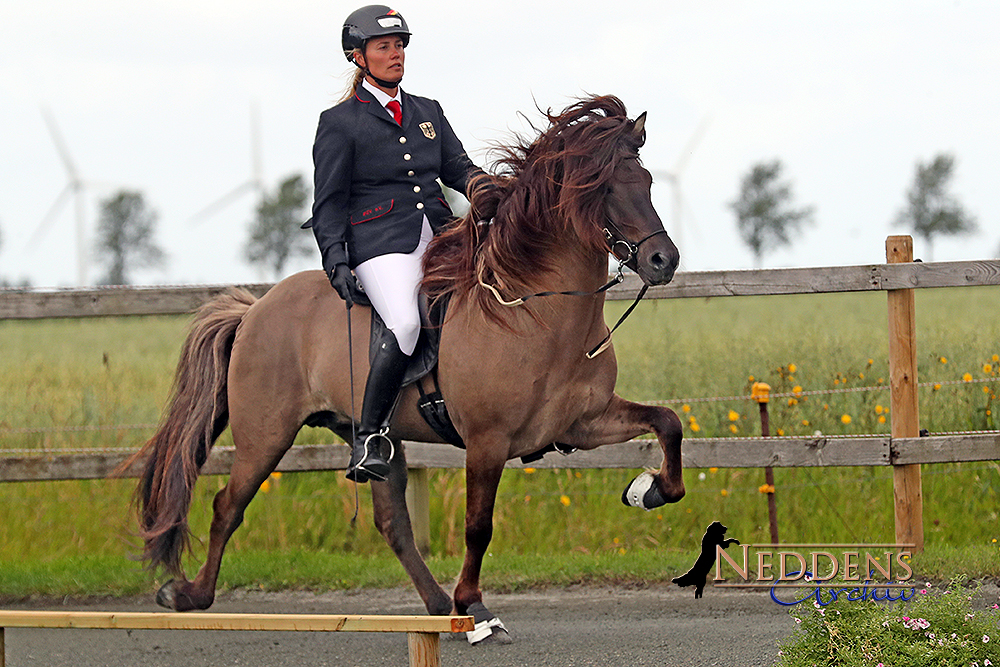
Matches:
[650,252,668,270]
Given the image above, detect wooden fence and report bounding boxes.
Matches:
[3,237,1000,553]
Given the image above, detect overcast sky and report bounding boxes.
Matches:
[1,1,997,288]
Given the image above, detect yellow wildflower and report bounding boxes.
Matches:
[841,414,852,425]
[985,364,994,374]
[729,424,738,434]
[682,404,691,413]
[963,373,973,382]
[524,468,537,474]
[788,363,797,373]
[728,410,740,422]
[758,484,775,494]
[690,422,701,432]
[720,489,729,497]
[560,495,571,507]
[709,467,718,474]
[875,405,884,414]
[939,357,947,364]
[933,383,942,391]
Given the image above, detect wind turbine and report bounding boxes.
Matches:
[189,103,265,225]
[651,116,710,252]
[30,107,92,285]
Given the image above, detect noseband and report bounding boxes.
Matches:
[478,216,668,358]
[602,216,669,269]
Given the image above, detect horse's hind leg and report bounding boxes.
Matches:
[156,428,293,612]
[369,441,452,615]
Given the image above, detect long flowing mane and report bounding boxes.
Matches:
[422,95,644,322]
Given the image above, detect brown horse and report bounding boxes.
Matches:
[127,95,685,643]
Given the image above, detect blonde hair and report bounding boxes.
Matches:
[339,51,366,103]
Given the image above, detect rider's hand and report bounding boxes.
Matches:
[327,263,356,309]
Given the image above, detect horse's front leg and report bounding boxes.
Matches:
[565,393,685,510]
[453,445,513,644]
[369,442,452,615]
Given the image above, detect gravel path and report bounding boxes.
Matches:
[2,583,797,666]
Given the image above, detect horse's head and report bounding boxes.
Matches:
[603,112,680,286]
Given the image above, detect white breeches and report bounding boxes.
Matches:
[353,218,433,356]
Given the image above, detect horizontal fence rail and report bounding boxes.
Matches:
[2,259,999,319]
[3,248,1000,553]
[3,434,998,483]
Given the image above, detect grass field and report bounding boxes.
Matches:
[1,286,999,597]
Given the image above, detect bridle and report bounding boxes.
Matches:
[478,215,669,359]
[602,215,670,270]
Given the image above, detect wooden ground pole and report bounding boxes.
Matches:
[0,611,473,667]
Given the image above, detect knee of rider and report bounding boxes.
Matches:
[392,320,421,357]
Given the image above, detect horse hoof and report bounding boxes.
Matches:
[155,580,209,612]
[155,580,179,610]
[622,471,665,510]
[466,617,512,645]
[464,602,512,645]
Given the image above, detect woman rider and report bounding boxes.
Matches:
[306,5,483,483]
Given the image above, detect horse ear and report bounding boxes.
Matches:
[632,112,647,139]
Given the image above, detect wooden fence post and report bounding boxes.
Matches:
[406,468,432,556]
[886,235,924,552]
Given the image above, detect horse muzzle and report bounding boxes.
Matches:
[636,239,679,286]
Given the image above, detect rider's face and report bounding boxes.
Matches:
[358,35,405,89]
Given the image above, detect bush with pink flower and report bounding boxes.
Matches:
[777,577,1000,666]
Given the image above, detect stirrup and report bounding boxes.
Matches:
[346,431,395,483]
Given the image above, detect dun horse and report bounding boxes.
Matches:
[128,95,685,643]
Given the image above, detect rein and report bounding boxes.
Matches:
[478,217,667,359]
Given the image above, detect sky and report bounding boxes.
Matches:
[1,0,998,288]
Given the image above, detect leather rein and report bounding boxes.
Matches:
[478,216,669,359]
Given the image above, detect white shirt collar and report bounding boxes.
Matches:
[361,78,402,116]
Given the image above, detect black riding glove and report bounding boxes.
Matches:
[328,263,357,309]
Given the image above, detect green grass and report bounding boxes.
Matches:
[2,287,1000,599]
[776,576,1000,666]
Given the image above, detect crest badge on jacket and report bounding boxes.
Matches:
[419,122,436,139]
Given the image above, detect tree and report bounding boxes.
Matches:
[245,174,313,278]
[730,159,814,267]
[94,190,165,285]
[894,153,976,260]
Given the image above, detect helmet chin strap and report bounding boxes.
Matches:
[352,54,402,90]
[367,70,402,89]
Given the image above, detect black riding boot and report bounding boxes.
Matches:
[346,333,411,483]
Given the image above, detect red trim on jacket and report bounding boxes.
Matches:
[351,199,394,225]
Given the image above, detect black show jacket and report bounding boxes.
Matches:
[306,86,479,271]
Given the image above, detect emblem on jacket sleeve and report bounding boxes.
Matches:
[419,122,436,139]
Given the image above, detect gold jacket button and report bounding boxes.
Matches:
[413,185,421,193]
[403,153,412,161]
[399,136,407,144]
[407,170,415,177]
[416,202,424,210]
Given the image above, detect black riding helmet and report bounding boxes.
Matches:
[342,5,411,63]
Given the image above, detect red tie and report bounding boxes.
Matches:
[386,100,402,125]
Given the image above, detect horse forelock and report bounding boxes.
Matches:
[422,94,640,323]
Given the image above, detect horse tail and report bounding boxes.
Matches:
[123,288,257,575]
